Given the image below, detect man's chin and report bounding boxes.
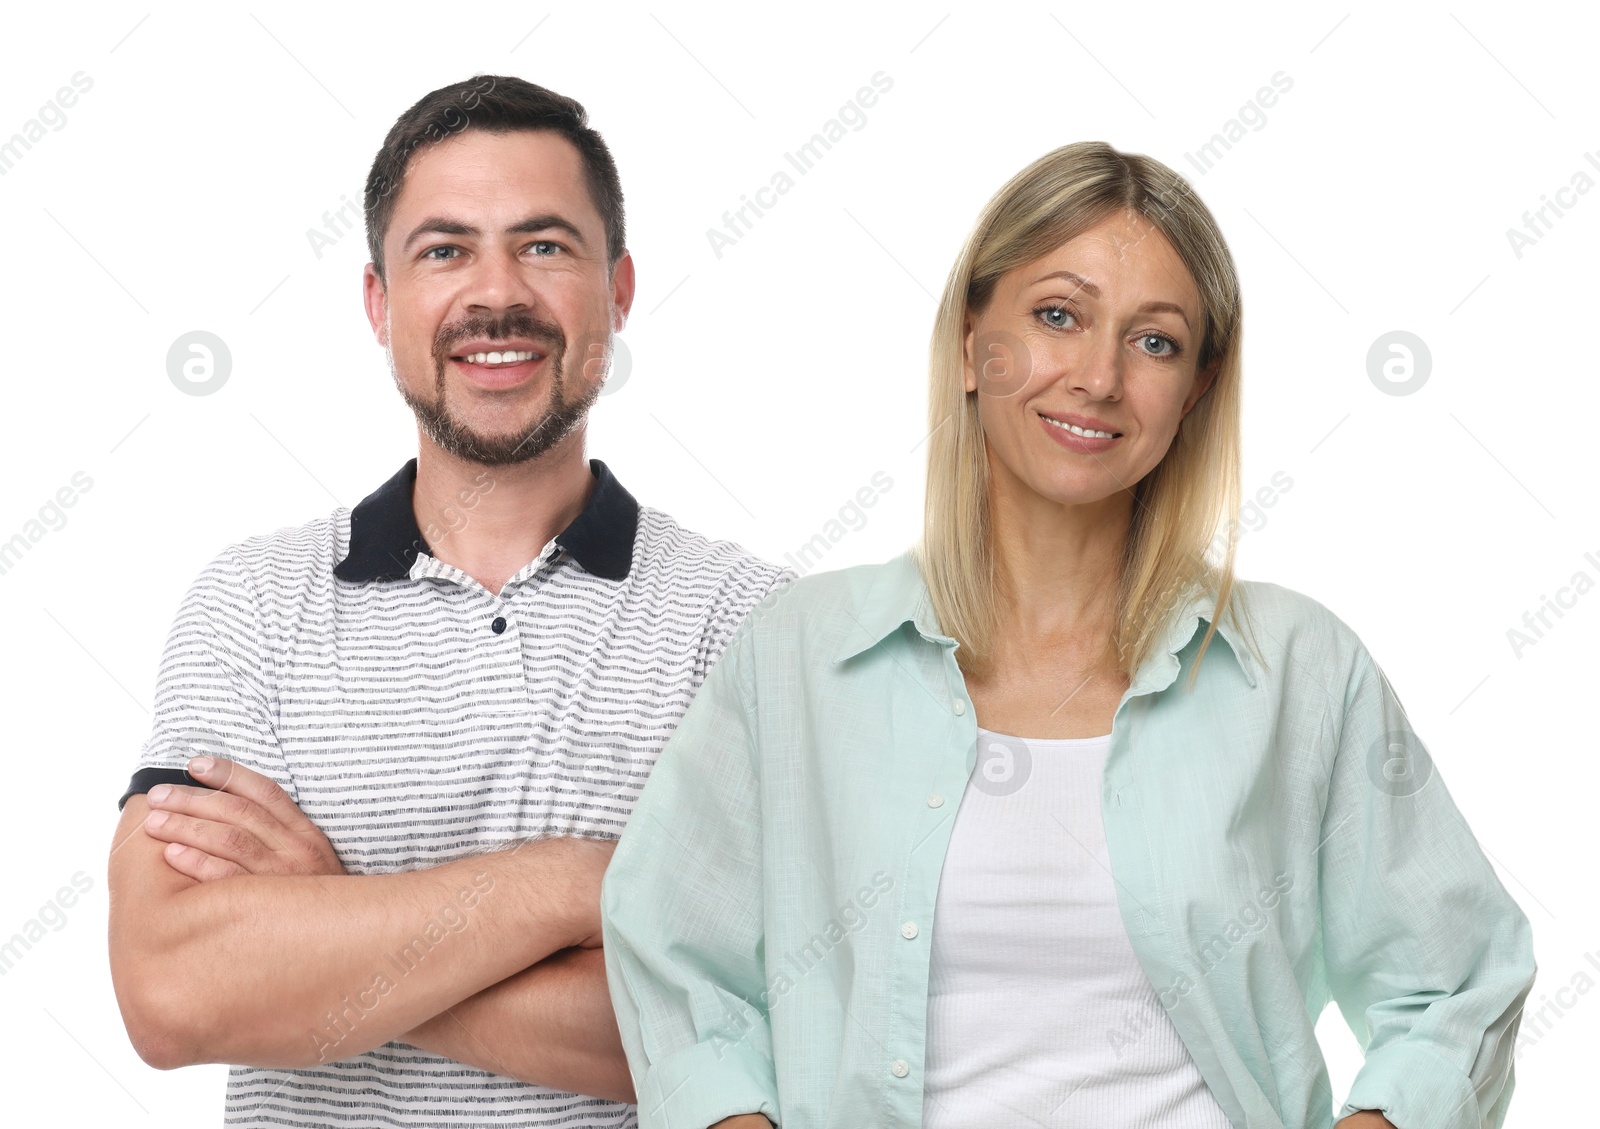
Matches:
[419,404,590,467]
[428,428,550,467]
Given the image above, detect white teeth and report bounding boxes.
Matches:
[462,350,536,365]
[1043,416,1116,439]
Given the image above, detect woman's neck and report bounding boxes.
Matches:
[985,460,1132,642]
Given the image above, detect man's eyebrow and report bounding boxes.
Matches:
[506,214,587,246]
[400,214,589,255]
[401,217,474,254]
[1029,269,1191,329]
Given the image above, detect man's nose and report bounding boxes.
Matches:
[461,245,540,314]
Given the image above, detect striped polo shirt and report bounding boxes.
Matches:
[118,456,792,1128]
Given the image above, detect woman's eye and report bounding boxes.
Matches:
[1139,333,1179,357]
[1035,304,1076,329]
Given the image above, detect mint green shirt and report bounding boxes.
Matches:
[601,551,1535,1129]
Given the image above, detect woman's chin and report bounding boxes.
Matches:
[1002,463,1133,510]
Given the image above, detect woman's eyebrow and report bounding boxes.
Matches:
[1029,269,1191,328]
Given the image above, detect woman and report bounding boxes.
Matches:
[600,142,1535,1129]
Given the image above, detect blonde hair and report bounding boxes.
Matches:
[915,141,1254,688]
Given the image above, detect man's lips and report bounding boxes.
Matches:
[447,349,549,390]
[451,352,542,366]
[449,341,549,363]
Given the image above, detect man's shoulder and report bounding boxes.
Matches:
[190,509,350,592]
[634,505,792,596]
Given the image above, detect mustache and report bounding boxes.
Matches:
[432,311,565,366]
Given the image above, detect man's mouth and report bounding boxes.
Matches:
[453,349,543,367]
[444,341,554,391]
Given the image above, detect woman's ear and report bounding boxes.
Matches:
[962,313,979,394]
[1182,355,1221,417]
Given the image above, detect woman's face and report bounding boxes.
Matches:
[963,207,1217,510]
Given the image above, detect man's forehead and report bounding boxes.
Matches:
[393,130,592,220]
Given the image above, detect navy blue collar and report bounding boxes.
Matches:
[333,458,639,583]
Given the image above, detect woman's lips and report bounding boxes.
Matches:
[1038,413,1121,453]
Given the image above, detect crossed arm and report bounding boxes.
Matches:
[107,756,634,1102]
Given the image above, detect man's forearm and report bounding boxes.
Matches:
[401,947,634,1102]
[110,798,601,1070]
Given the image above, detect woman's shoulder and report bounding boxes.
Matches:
[733,551,924,654]
[1223,576,1376,683]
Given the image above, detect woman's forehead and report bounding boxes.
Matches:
[1009,219,1201,312]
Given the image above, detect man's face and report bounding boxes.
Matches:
[363,128,634,466]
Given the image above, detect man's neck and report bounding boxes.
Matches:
[412,430,596,596]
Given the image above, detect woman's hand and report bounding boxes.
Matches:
[708,1117,772,1128]
[1335,1112,1396,1129]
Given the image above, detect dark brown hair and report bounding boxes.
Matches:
[364,75,626,280]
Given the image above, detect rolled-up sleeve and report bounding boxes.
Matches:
[602,620,779,1129]
[1321,643,1537,1128]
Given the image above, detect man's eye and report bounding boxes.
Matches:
[422,246,459,261]
[528,241,561,256]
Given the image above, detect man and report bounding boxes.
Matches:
[107,75,791,1128]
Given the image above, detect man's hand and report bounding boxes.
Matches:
[400,946,634,1099]
[139,754,615,946]
[141,756,345,881]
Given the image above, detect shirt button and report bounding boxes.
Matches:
[890,1059,910,1078]
[900,921,919,940]
[953,700,966,716]
[491,616,507,634]
[927,793,944,808]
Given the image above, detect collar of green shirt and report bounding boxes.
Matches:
[829,548,1261,691]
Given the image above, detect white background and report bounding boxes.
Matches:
[1,1,1594,1123]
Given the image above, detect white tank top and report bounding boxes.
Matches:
[922,728,1233,1128]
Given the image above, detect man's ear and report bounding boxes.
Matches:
[362,263,389,347]
[610,250,636,332]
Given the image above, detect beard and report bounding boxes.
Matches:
[393,309,603,468]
